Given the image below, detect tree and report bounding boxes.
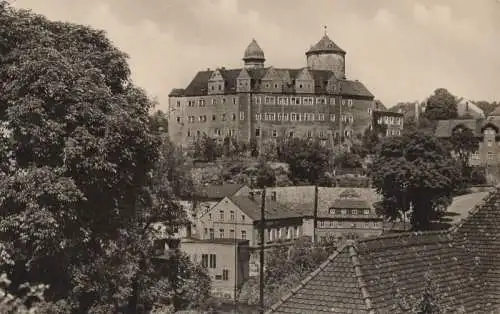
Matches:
[0,3,192,312]
[277,138,331,184]
[334,151,363,169]
[150,110,169,135]
[422,88,458,121]
[449,126,479,183]
[369,131,462,230]
[475,100,500,116]
[198,134,218,161]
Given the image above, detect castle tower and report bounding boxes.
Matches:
[306,27,346,79]
[243,39,265,69]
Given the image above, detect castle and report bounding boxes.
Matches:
[168,31,377,149]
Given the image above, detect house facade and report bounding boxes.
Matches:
[180,238,250,300]
[435,108,500,167]
[168,32,377,150]
[371,110,404,137]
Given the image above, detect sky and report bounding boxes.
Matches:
[13,0,500,110]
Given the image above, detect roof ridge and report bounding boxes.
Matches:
[358,229,449,244]
[450,186,500,234]
[265,242,350,313]
[349,243,375,314]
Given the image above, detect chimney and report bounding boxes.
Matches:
[207,68,210,71]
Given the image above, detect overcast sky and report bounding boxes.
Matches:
[14,0,500,110]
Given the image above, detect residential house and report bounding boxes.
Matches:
[266,186,500,313]
[371,110,404,137]
[435,108,500,181]
[253,186,383,241]
[196,191,304,276]
[179,238,250,300]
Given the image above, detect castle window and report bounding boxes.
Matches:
[197,130,201,137]
[215,129,222,136]
[319,131,324,138]
[199,99,205,106]
[176,117,181,123]
[256,113,261,120]
[212,99,216,105]
[348,99,353,107]
[270,113,276,121]
[307,130,312,138]
[212,115,216,121]
[255,128,261,137]
[218,85,222,91]
[272,129,277,137]
[232,113,236,121]
[488,151,494,161]
[368,108,372,114]
[299,84,303,88]
[277,113,283,121]
[330,114,335,121]
[221,113,226,121]
[188,116,195,123]
[274,83,278,89]
[233,98,236,105]
[177,100,181,107]
[228,129,234,137]
[211,86,214,91]
[330,98,336,105]
[254,96,262,104]
[283,113,289,121]
[291,113,297,121]
[289,131,294,137]
[187,129,192,137]
[318,113,325,121]
[240,112,245,120]
[265,83,270,88]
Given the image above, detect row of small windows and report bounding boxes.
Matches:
[386,129,401,136]
[318,221,380,229]
[176,96,354,108]
[204,228,247,240]
[207,211,246,222]
[330,208,371,215]
[255,128,351,138]
[254,96,353,107]
[255,112,354,123]
[378,116,403,125]
[186,128,235,138]
[177,98,237,107]
[177,112,245,124]
[265,226,300,242]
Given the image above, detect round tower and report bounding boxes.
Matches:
[243,39,265,69]
[306,28,346,78]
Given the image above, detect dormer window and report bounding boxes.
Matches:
[274,83,278,89]
[299,84,303,88]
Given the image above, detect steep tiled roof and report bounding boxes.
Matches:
[268,187,500,313]
[306,34,346,55]
[168,88,184,96]
[174,68,373,98]
[195,183,244,200]
[268,243,371,313]
[229,195,303,221]
[331,198,371,209]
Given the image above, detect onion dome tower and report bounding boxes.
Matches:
[243,38,265,69]
[306,26,346,79]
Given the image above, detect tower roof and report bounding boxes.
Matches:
[243,38,265,61]
[306,34,345,55]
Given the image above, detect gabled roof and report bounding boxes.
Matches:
[194,183,245,200]
[268,187,500,313]
[331,198,371,209]
[229,195,303,221]
[173,68,374,98]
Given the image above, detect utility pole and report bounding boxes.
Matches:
[312,184,318,244]
[259,188,266,314]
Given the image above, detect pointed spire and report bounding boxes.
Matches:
[324,25,328,36]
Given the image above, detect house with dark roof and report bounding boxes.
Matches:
[435,109,500,175]
[266,186,500,313]
[168,29,377,150]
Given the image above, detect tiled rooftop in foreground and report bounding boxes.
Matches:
[267,187,500,314]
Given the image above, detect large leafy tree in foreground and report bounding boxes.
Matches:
[0,2,195,312]
[369,131,462,230]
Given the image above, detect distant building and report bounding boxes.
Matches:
[371,110,404,136]
[435,108,500,167]
[455,97,485,118]
[168,30,377,150]
[179,238,250,300]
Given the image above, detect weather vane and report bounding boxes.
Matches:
[324,25,328,36]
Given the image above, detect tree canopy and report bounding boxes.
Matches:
[369,131,462,230]
[422,88,458,121]
[0,3,205,312]
[277,138,331,184]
